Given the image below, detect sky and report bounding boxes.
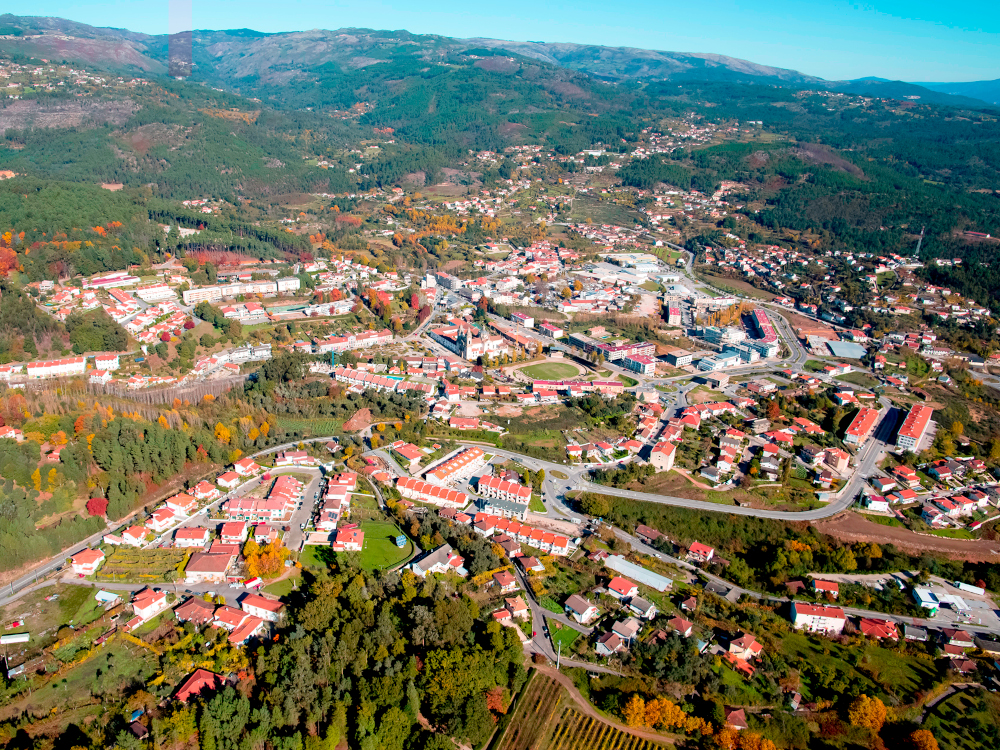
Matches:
[23,0,1000,81]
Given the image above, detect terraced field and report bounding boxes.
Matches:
[493,673,667,750]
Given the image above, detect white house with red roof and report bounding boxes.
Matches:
[132,588,168,621]
[687,542,715,563]
[332,526,364,552]
[790,602,846,635]
[174,527,209,548]
[233,457,262,477]
[812,579,839,598]
[165,492,198,515]
[607,576,639,601]
[122,525,149,547]
[192,481,221,501]
[240,593,285,623]
[147,507,176,533]
[275,450,318,467]
[649,442,676,472]
[217,471,241,489]
[70,548,105,575]
[220,521,248,544]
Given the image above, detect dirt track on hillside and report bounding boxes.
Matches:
[815,513,1000,562]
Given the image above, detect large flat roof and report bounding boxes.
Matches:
[827,341,867,359]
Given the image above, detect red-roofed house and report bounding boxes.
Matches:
[790,602,846,635]
[132,588,168,621]
[332,527,364,552]
[148,507,176,533]
[221,522,248,544]
[70,548,105,575]
[812,579,839,599]
[240,593,285,623]
[649,442,676,472]
[217,471,241,490]
[687,542,715,563]
[175,669,225,703]
[859,618,899,641]
[122,526,148,547]
[233,457,262,476]
[607,576,638,601]
[175,527,209,548]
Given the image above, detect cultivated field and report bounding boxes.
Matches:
[94,548,189,583]
[494,673,666,750]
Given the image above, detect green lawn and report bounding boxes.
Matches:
[0,641,155,720]
[355,519,413,571]
[715,665,767,706]
[780,633,940,703]
[520,362,581,380]
[923,688,1000,750]
[930,528,976,539]
[804,360,827,373]
[264,571,302,598]
[298,545,331,570]
[550,625,581,653]
[529,494,546,513]
[859,513,906,528]
[69,593,107,628]
[836,371,880,389]
[618,374,639,387]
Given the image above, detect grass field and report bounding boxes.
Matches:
[923,688,1000,750]
[0,640,155,723]
[264,571,302,597]
[520,362,581,380]
[698,273,772,301]
[299,545,332,569]
[858,513,906,528]
[780,633,939,703]
[566,196,644,227]
[836,371,880,389]
[530,494,546,513]
[549,625,581,654]
[354,519,413,570]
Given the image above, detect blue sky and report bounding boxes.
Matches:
[27,0,1000,81]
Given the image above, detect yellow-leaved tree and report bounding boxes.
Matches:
[848,694,887,733]
[622,695,646,727]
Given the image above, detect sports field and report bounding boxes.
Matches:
[520,362,581,380]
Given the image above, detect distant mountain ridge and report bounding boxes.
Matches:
[0,13,996,109]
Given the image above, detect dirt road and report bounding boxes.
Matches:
[816,513,1000,562]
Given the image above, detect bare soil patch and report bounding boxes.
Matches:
[496,405,524,417]
[500,121,528,136]
[456,402,482,417]
[815,513,1000,562]
[795,142,865,178]
[475,57,518,73]
[343,408,373,432]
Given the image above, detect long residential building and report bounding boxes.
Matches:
[424,446,486,484]
[396,476,470,508]
[896,404,934,451]
[844,407,880,446]
[476,475,531,520]
[26,356,87,379]
[790,602,846,635]
[182,277,301,305]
